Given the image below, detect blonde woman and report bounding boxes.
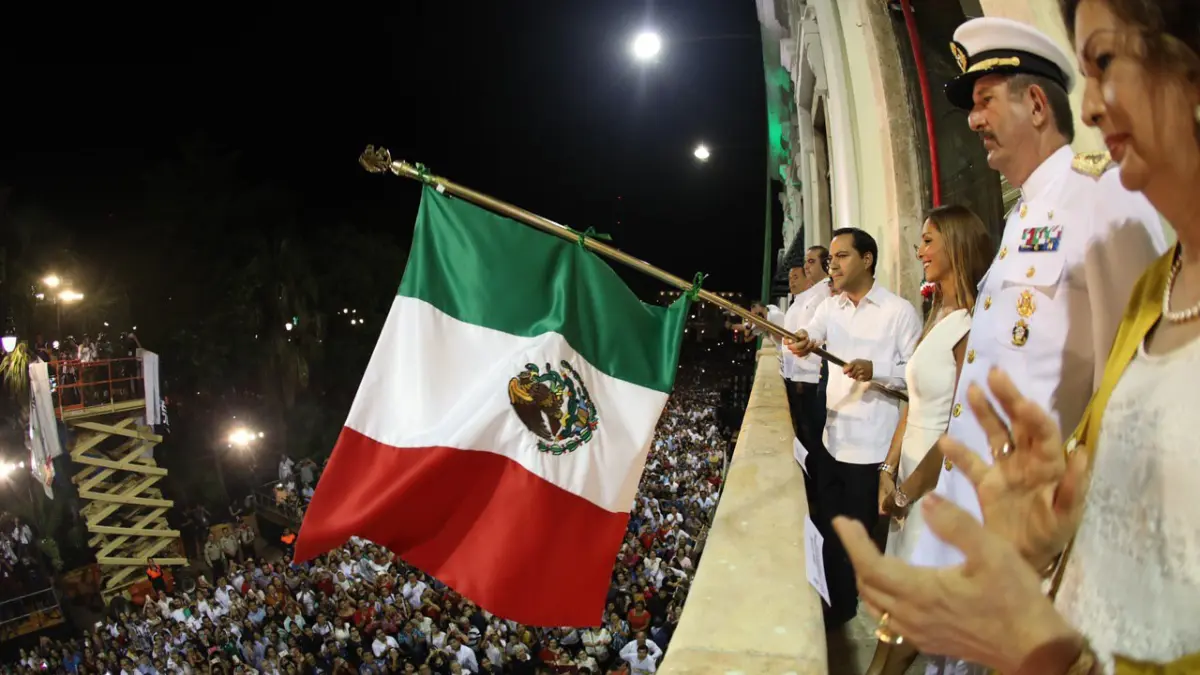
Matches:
[836,0,1200,672]
[868,205,993,675]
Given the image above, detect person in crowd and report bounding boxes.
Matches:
[866,205,993,675]
[837,1,1200,673]
[786,227,923,627]
[899,13,1168,675]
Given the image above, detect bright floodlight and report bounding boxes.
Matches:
[284,322,294,331]
[1,336,15,353]
[59,290,84,302]
[631,31,662,61]
[228,428,256,447]
[693,144,712,161]
[43,275,61,288]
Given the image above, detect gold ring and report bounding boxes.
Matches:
[992,441,1014,460]
[875,612,905,645]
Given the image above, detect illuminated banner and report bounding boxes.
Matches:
[29,361,62,498]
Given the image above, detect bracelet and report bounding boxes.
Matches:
[878,463,896,476]
[1039,553,1064,580]
[1065,641,1098,675]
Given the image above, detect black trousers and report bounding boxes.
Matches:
[810,449,881,625]
[784,380,826,507]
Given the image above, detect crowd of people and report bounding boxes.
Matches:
[0,375,735,675]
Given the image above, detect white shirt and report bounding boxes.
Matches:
[372,635,398,658]
[624,653,657,674]
[804,282,922,464]
[402,580,427,608]
[909,147,1166,569]
[619,639,662,662]
[767,278,831,384]
[453,644,479,673]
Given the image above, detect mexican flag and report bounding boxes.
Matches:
[295,186,690,626]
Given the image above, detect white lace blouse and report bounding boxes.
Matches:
[1055,335,1200,672]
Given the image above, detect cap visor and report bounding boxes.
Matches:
[944,72,984,110]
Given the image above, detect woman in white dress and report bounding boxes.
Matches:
[868,204,994,675]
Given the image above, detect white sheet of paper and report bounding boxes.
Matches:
[793,436,810,475]
[804,515,831,606]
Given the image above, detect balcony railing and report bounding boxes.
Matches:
[0,586,64,642]
[49,356,145,418]
[659,346,826,674]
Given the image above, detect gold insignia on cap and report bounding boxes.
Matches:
[999,246,1008,259]
[968,56,1021,73]
[950,41,969,73]
[1072,151,1115,179]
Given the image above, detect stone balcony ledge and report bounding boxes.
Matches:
[660,346,827,675]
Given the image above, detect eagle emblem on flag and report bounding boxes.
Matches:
[507,360,600,455]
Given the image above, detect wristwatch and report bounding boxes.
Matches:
[893,486,911,509]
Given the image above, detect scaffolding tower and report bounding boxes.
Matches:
[55,356,186,600]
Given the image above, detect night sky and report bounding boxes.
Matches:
[2,1,769,301]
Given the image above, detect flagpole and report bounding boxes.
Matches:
[359,146,906,403]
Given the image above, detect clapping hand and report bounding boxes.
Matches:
[936,367,1091,569]
[832,496,1079,672]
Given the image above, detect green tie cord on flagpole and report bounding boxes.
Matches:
[358,145,907,402]
[571,226,613,250]
[686,272,707,302]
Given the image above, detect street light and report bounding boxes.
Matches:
[631,31,662,61]
[58,290,84,302]
[693,144,711,162]
[2,308,16,353]
[43,275,61,289]
[228,427,262,448]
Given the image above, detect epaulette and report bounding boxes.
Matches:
[1071,151,1115,179]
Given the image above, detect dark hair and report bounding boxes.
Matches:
[1008,74,1076,142]
[921,205,993,334]
[807,245,831,273]
[830,227,878,275]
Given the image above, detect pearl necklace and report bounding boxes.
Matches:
[1162,256,1200,323]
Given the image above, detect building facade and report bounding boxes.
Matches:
[755,0,1119,308]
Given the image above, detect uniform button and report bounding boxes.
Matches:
[984,296,992,310]
[967,349,976,363]
[999,246,1008,260]
[952,403,963,418]
[1026,266,1036,278]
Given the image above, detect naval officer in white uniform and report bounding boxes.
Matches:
[906,18,1166,570]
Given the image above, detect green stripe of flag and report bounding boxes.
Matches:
[398,187,690,394]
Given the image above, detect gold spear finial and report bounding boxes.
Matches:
[359,145,394,174]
